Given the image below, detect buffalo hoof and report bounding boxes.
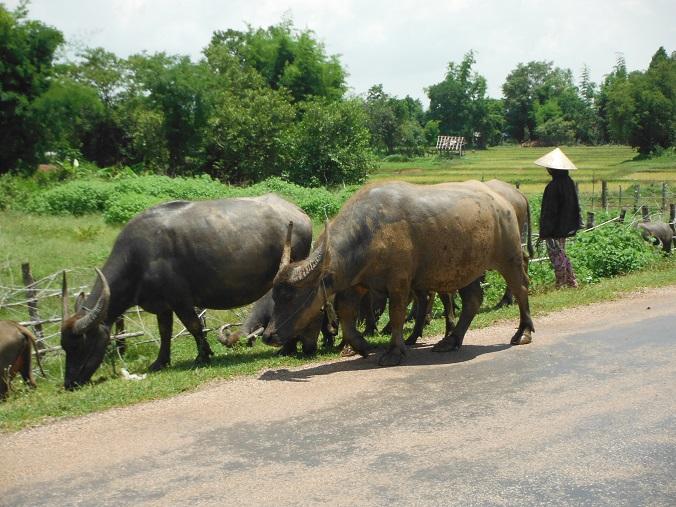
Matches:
[378,348,405,367]
[432,336,460,352]
[510,331,532,345]
[340,344,357,357]
[148,359,170,372]
[405,334,420,347]
[302,343,318,357]
[277,343,297,356]
[193,354,211,367]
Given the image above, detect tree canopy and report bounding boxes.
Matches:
[1,4,673,180]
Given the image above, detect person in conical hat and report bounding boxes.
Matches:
[535,148,582,288]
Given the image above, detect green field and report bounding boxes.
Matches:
[373,145,676,206]
[1,145,675,431]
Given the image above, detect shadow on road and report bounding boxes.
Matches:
[258,342,511,382]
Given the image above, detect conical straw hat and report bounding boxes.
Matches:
[534,147,577,170]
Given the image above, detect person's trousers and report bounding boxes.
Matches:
[546,238,578,288]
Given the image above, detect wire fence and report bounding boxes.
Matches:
[0,265,249,363]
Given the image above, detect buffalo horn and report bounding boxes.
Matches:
[286,220,330,285]
[61,270,69,321]
[279,221,294,270]
[73,268,111,335]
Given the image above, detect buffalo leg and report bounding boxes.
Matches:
[149,311,173,371]
[175,307,214,365]
[378,289,409,366]
[362,292,378,337]
[19,340,36,388]
[405,290,430,346]
[500,261,534,345]
[432,279,483,352]
[438,292,456,337]
[335,288,371,357]
[494,286,514,309]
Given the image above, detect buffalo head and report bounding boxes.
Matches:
[60,269,111,390]
[263,222,331,347]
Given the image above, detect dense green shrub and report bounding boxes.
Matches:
[103,192,166,224]
[568,224,660,280]
[24,180,111,215]
[111,174,229,200]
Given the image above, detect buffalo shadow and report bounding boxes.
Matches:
[258,341,511,382]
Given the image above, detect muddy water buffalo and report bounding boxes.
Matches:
[60,194,312,389]
[401,179,533,345]
[1,321,44,400]
[263,180,534,366]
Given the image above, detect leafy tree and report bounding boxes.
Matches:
[478,98,505,146]
[203,87,295,182]
[395,119,426,157]
[597,55,627,143]
[574,65,600,144]
[502,60,598,145]
[363,84,426,155]
[427,51,489,145]
[126,53,214,174]
[290,98,374,186]
[207,20,346,102]
[423,119,441,146]
[606,47,675,154]
[31,77,105,160]
[0,2,63,172]
[363,85,398,154]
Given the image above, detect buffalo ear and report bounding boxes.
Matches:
[75,292,86,314]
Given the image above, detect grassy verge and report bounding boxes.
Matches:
[1,255,674,432]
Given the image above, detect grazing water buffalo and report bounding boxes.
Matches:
[60,194,312,389]
[1,321,44,400]
[638,222,674,253]
[217,286,338,355]
[263,180,534,366]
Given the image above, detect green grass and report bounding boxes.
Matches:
[1,144,675,431]
[372,145,676,199]
[2,254,674,432]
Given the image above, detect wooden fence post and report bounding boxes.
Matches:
[633,184,640,213]
[618,185,623,211]
[662,183,667,212]
[21,262,45,350]
[618,207,627,224]
[670,203,675,234]
[641,205,650,222]
[601,180,608,211]
[586,211,595,230]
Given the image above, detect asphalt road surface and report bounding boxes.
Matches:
[2,286,675,506]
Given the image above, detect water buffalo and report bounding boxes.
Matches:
[263,180,534,366]
[217,286,338,355]
[385,180,532,345]
[638,222,673,253]
[1,321,44,400]
[60,194,312,389]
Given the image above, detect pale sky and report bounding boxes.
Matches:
[6,0,675,104]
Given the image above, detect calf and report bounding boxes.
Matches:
[0,321,44,400]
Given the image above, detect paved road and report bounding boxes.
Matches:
[2,287,675,506]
